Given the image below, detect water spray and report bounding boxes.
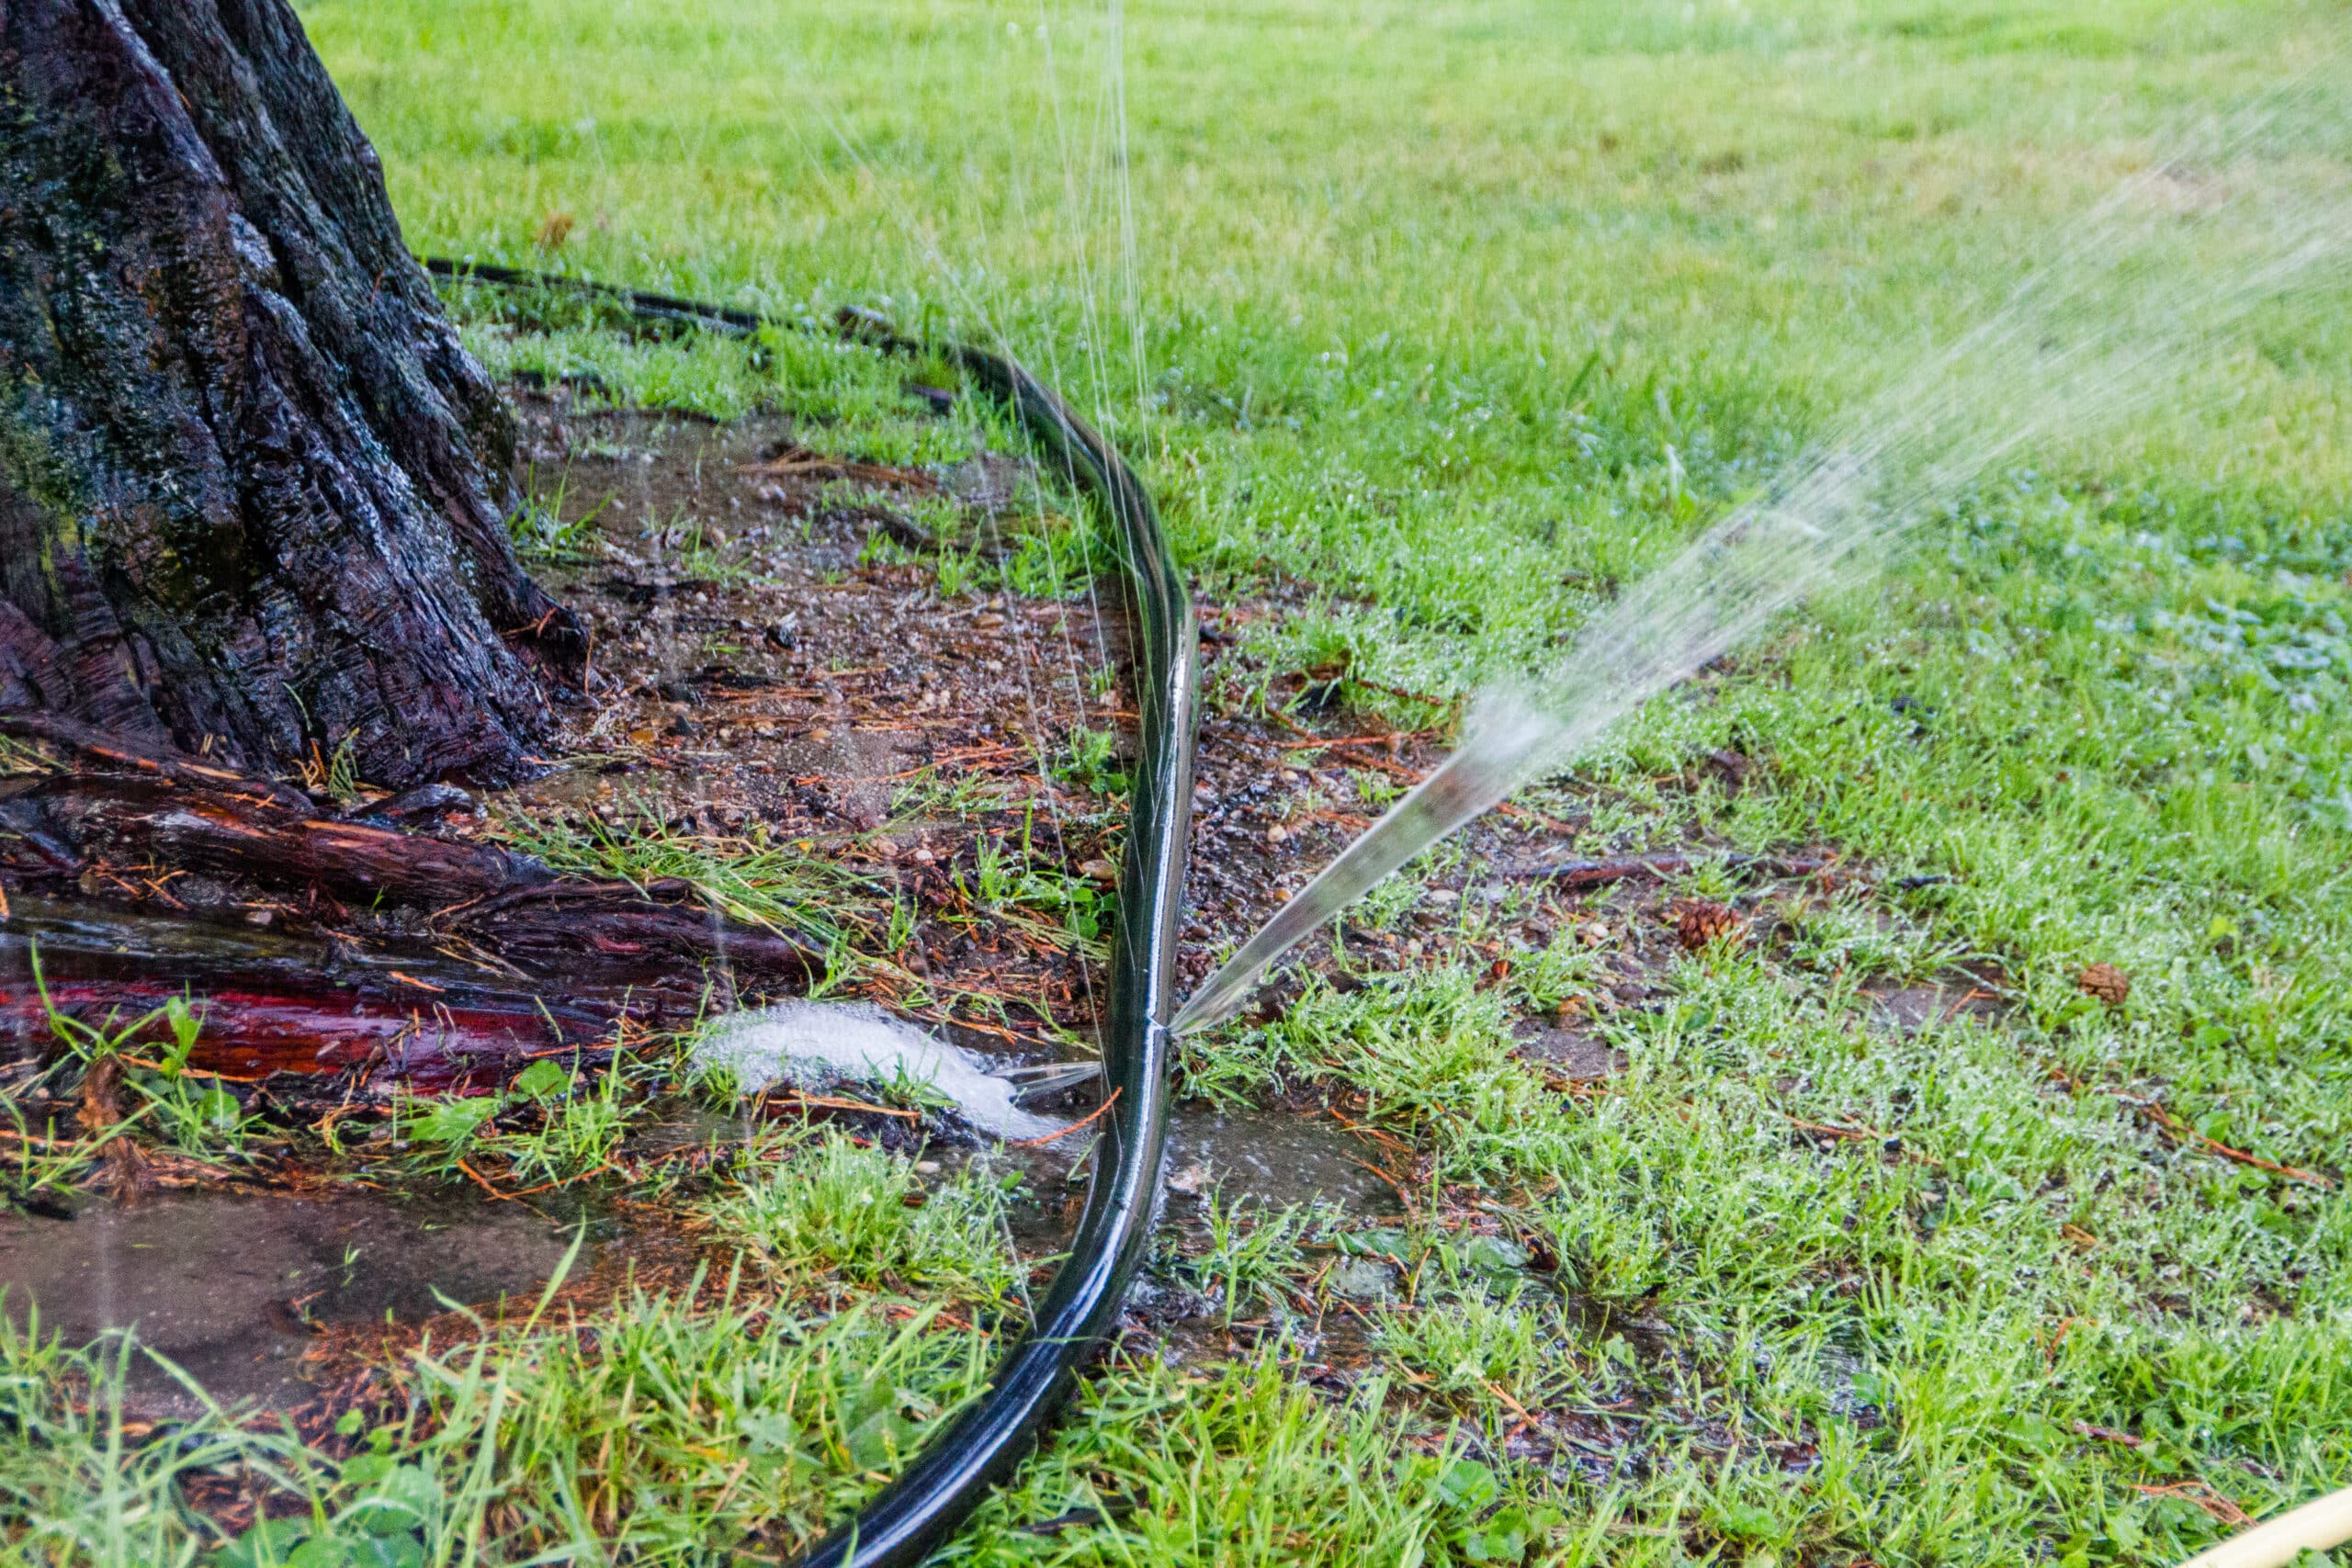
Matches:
[1173,123,2352,1036]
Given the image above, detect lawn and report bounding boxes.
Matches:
[6,1,2349,1563]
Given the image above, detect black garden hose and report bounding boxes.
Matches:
[423,257,1200,1567]
[423,256,772,337]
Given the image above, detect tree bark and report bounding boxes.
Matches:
[0,0,582,787]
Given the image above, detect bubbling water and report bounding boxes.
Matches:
[1174,121,2352,1036]
[693,998,1095,1142]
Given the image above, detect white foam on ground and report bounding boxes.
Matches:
[691,999,1059,1142]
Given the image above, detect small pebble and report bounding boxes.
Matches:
[1328,1258,1401,1303]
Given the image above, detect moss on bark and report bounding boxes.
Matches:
[0,0,582,785]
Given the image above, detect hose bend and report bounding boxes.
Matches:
[421,260,1199,1567]
[801,316,1199,1567]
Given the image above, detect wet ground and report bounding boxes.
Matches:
[481,394,1134,1050]
[1159,1104,1404,1214]
[464,392,1856,1048]
[0,1186,606,1415]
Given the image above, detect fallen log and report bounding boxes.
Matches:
[0,976,599,1093]
[0,886,638,1099]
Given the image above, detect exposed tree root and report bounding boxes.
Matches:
[0,713,820,1096]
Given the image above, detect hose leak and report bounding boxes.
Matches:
[422,258,1200,1568]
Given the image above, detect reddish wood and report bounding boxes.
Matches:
[0,756,820,988]
[0,976,594,1090]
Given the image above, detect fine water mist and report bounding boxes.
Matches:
[1174,116,2352,1036]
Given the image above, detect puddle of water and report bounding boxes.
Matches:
[766,728,917,829]
[1865,982,2001,1033]
[1160,1104,1402,1214]
[630,1102,759,1155]
[1509,1019,1627,1080]
[0,1188,598,1414]
[694,999,1066,1141]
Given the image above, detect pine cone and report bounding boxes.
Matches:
[2077,963,2131,1008]
[1675,899,1745,953]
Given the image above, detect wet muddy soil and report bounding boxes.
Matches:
[0,1186,610,1415]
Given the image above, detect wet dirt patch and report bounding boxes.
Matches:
[1864,978,2007,1032]
[1509,1020,1628,1082]
[1159,1103,1405,1214]
[0,1187,607,1416]
[473,391,1135,1051]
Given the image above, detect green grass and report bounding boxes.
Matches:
[7,2,2347,1563]
[0,1305,1534,1567]
[698,1130,1028,1302]
[489,804,886,975]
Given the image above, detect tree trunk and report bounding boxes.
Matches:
[0,0,582,787]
